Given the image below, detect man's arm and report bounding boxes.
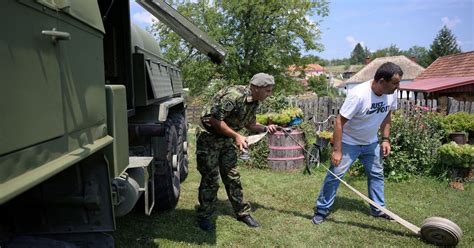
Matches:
[209,117,247,151]
[331,114,349,166]
[380,111,392,157]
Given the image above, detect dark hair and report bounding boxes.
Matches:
[374,62,403,82]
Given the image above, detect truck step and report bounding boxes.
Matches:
[128,156,153,168]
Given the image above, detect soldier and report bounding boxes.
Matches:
[196,73,279,231]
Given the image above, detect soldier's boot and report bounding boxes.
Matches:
[198,218,215,231]
[237,215,260,228]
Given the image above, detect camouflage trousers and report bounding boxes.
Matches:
[195,131,251,219]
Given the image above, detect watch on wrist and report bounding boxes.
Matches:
[263,126,268,132]
[381,136,390,142]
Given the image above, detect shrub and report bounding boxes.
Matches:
[441,112,474,139]
[437,142,474,169]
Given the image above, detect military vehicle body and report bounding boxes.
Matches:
[0,0,225,245]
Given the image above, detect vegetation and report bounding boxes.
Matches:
[427,25,462,65]
[308,74,340,97]
[152,0,329,96]
[438,142,474,169]
[441,112,474,137]
[112,129,473,247]
[350,43,368,64]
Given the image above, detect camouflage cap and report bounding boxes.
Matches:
[250,73,275,87]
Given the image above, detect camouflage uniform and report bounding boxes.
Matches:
[196,85,259,220]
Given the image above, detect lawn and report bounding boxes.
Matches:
[113,129,473,247]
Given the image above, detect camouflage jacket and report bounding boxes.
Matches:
[200,85,259,134]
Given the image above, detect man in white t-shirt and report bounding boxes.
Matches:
[312,62,403,224]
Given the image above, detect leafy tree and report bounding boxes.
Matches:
[350,43,366,64]
[371,44,402,58]
[151,0,329,96]
[308,74,339,97]
[402,45,430,67]
[427,26,461,65]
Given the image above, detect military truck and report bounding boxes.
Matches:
[0,0,225,246]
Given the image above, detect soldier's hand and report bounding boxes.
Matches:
[235,134,248,151]
[266,124,279,134]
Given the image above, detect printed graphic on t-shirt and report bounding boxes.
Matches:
[366,102,390,115]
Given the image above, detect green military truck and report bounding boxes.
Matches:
[0,0,225,246]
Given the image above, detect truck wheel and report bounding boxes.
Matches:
[154,120,180,210]
[171,113,189,182]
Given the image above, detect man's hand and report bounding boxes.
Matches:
[381,141,391,157]
[331,150,342,166]
[266,124,279,134]
[235,134,248,152]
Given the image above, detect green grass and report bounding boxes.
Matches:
[113,129,473,247]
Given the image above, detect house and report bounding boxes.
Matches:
[399,51,474,112]
[288,64,325,79]
[344,55,425,96]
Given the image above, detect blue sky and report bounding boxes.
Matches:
[130,0,473,60]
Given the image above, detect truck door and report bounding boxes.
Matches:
[0,1,64,156]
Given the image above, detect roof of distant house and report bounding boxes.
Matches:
[288,63,325,72]
[416,51,474,79]
[345,55,425,84]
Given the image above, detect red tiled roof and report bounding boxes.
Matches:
[288,64,324,72]
[399,76,474,93]
[416,51,474,79]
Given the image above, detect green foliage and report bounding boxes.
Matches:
[438,142,474,169]
[257,107,303,126]
[371,44,403,59]
[308,74,340,97]
[151,0,329,96]
[350,43,367,64]
[318,130,333,139]
[300,121,317,146]
[383,110,445,181]
[427,26,461,65]
[402,45,430,67]
[258,94,291,114]
[441,112,474,135]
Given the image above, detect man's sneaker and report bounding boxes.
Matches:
[372,213,395,221]
[237,215,260,228]
[311,214,326,225]
[198,218,215,231]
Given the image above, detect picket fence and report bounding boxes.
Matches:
[186,96,473,129]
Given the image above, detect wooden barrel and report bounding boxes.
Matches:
[267,130,305,171]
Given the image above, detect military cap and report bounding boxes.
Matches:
[250,73,275,87]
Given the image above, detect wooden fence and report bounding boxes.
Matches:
[186,96,473,129]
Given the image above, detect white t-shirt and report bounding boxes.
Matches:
[340,80,397,145]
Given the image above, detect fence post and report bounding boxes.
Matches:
[448,97,459,114]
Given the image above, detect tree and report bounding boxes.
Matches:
[151,0,329,96]
[427,26,461,65]
[308,74,339,97]
[350,43,366,64]
[402,45,430,67]
[371,44,402,58]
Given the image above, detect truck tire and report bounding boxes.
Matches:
[154,120,180,210]
[171,113,189,182]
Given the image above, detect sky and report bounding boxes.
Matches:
[130,0,473,60]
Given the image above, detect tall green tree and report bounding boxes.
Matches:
[151,0,329,96]
[371,44,402,58]
[350,43,366,64]
[427,26,461,65]
[403,45,430,67]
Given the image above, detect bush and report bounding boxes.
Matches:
[441,112,474,139]
[437,142,474,169]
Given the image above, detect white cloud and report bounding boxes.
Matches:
[345,36,364,49]
[132,12,158,26]
[441,16,461,28]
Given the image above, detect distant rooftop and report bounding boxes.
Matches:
[346,56,425,84]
